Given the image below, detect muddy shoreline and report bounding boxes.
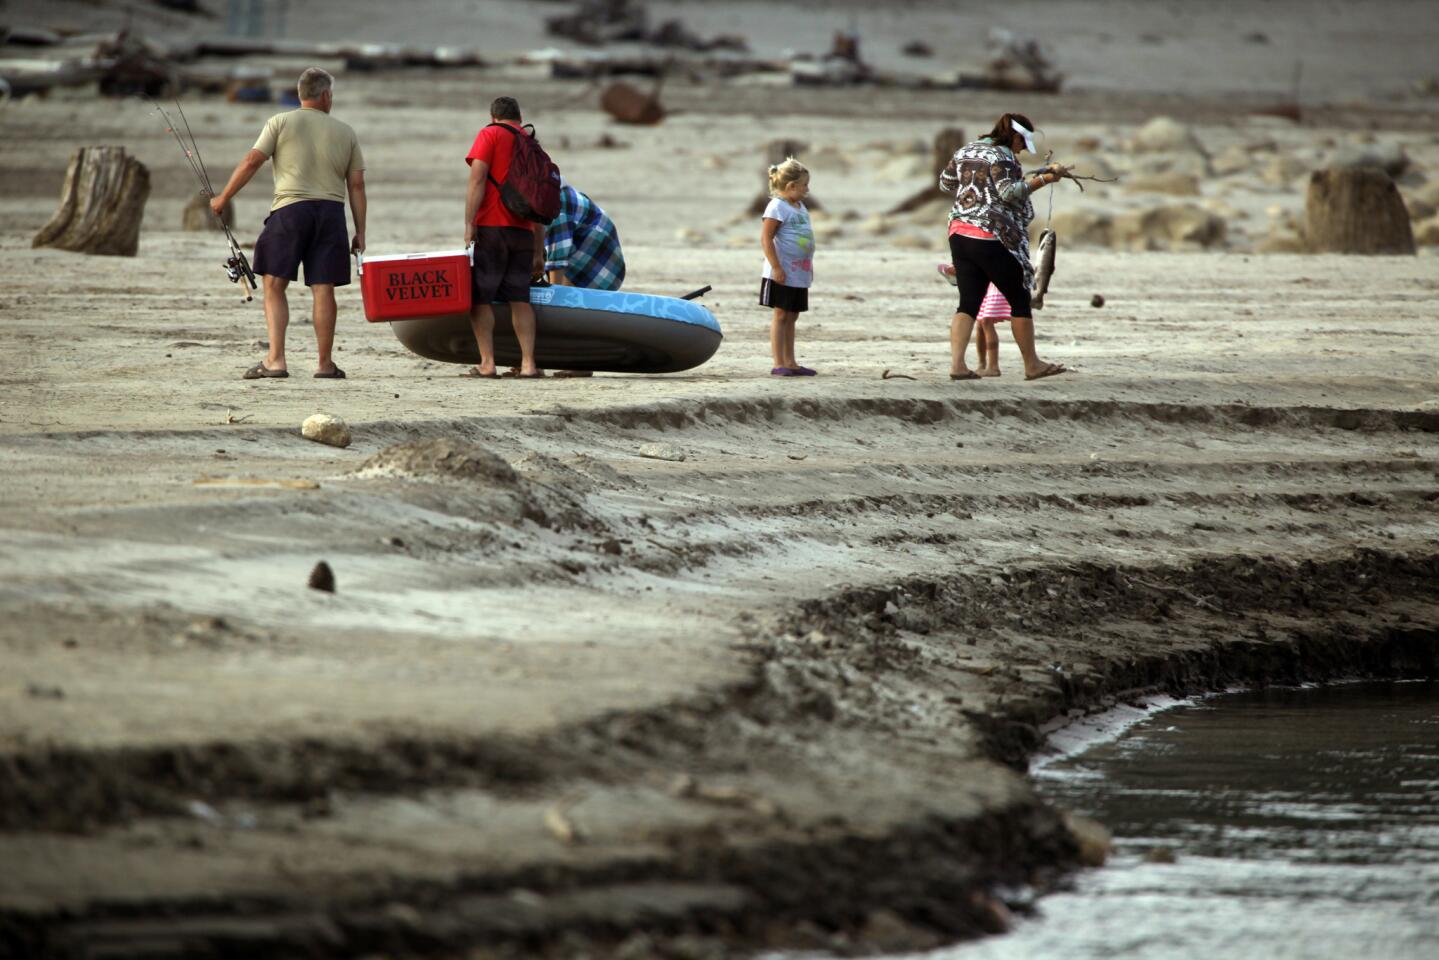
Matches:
[5,546,1436,958]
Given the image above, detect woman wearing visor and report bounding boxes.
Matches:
[939,112,1068,381]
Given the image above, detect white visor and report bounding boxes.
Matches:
[1011,119,1036,154]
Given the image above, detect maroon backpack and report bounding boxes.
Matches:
[485,122,562,224]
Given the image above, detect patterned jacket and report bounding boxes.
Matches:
[939,138,1036,287]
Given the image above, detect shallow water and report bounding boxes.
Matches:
[928,680,1439,960]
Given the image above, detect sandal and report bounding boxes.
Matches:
[460,367,500,378]
[243,361,288,380]
[314,366,346,379]
[949,370,981,381]
[1025,363,1068,382]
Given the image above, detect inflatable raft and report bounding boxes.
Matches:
[359,248,722,374]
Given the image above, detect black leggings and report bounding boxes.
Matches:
[949,233,1031,318]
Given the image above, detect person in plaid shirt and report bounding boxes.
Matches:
[543,180,626,291]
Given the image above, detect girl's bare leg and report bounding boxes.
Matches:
[770,307,788,368]
[784,311,799,369]
[980,324,1002,377]
[973,324,987,373]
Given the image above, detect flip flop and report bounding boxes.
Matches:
[516,371,546,379]
[1025,363,1068,382]
[314,366,346,379]
[243,361,288,379]
[936,263,958,287]
[460,367,499,378]
[771,367,798,377]
[949,370,981,381]
[792,366,818,376]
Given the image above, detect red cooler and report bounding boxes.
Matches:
[358,248,472,323]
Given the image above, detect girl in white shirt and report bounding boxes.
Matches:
[759,159,817,377]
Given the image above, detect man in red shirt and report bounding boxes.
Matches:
[463,96,546,378]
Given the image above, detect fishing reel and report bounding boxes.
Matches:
[224,253,247,285]
[224,248,257,302]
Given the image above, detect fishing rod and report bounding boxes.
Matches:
[148,96,257,302]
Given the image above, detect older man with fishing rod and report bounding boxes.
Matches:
[210,67,366,379]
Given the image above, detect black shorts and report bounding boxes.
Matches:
[472,226,534,304]
[252,200,351,286]
[949,233,1031,318]
[759,278,809,313]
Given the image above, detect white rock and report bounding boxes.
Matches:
[301,413,352,448]
[1129,116,1203,154]
[638,442,686,462]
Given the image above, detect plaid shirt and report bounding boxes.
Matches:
[544,185,626,290]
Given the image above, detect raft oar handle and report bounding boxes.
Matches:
[679,285,712,301]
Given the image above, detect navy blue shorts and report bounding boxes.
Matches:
[252,200,351,286]
[471,226,534,304]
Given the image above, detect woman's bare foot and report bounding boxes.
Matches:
[979,367,1002,378]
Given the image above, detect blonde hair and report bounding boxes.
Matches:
[768,157,810,197]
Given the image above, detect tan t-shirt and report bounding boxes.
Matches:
[252,107,365,210]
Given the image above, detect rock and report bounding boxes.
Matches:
[182,193,234,232]
[1305,167,1415,254]
[856,909,941,953]
[889,233,933,250]
[1129,116,1203,154]
[1213,144,1254,176]
[1125,172,1201,196]
[1112,203,1226,251]
[1063,811,1112,866]
[1255,227,1306,253]
[860,213,893,235]
[1260,154,1309,188]
[1144,846,1178,864]
[307,560,335,592]
[360,438,517,484]
[1403,194,1436,222]
[1328,141,1409,177]
[301,413,352,448]
[1048,207,1113,247]
[1148,149,1212,178]
[638,442,686,462]
[1090,294,1105,307]
[1414,216,1439,246]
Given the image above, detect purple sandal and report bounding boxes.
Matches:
[771,367,798,377]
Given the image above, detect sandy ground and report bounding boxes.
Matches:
[3,1,1439,957]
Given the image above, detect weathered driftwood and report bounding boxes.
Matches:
[600,80,664,124]
[889,127,966,214]
[1305,167,1415,255]
[182,193,234,232]
[33,146,150,257]
[748,139,823,215]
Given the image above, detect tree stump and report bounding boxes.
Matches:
[1305,167,1415,255]
[182,193,235,232]
[748,139,822,214]
[33,146,150,256]
[600,81,664,125]
[888,127,966,214]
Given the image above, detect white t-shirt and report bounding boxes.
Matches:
[761,198,815,289]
